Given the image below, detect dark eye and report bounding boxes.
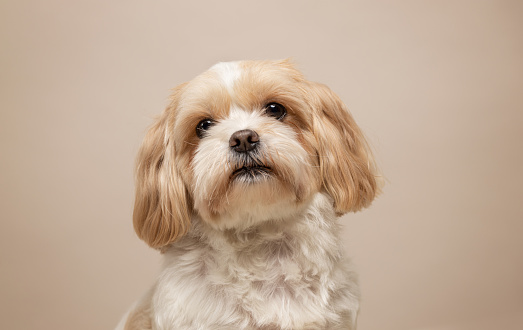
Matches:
[264,103,286,120]
[196,118,215,138]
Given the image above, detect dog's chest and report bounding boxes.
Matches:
[153,227,349,329]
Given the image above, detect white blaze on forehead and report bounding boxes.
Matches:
[210,61,241,93]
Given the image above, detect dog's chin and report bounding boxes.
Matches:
[231,165,273,183]
[195,171,312,231]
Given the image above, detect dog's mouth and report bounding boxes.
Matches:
[231,165,272,181]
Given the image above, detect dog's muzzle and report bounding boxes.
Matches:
[228,129,273,181]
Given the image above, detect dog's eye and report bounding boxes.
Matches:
[196,118,215,138]
[264,103,286,120]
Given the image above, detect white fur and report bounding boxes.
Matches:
[211,61,241,93]
[153,193,359,329]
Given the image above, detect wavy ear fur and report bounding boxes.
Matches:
[308,82,379,214]
[133,85,191,249]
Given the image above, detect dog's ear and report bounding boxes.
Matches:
[308,82,380,215]
[133,85,191,249]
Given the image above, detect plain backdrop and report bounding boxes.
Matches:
[1,1,522,329]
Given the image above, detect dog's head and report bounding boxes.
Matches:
[133,60,379,249]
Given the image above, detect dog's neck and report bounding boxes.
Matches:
[164,192,344,275]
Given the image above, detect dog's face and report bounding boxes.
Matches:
[133,60,378,249]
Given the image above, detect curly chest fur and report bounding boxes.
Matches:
[150,194,360,330]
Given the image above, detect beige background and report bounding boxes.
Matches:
[1,1,522,329]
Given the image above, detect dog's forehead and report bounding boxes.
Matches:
[176,60,305,123]
[209,61,242,93]
[206,60,299,93]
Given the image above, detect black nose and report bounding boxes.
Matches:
[229,129,259,153]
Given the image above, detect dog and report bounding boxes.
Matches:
[116,59,379,330]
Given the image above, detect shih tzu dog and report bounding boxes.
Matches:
[117,60,379,330]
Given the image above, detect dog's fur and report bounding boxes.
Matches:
[116,60,379,330]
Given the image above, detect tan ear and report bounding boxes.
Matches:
[308,82,379,214]
[133,86,191,249]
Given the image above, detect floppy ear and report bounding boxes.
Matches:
[133,86,191,249]
[308,82,379,215]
